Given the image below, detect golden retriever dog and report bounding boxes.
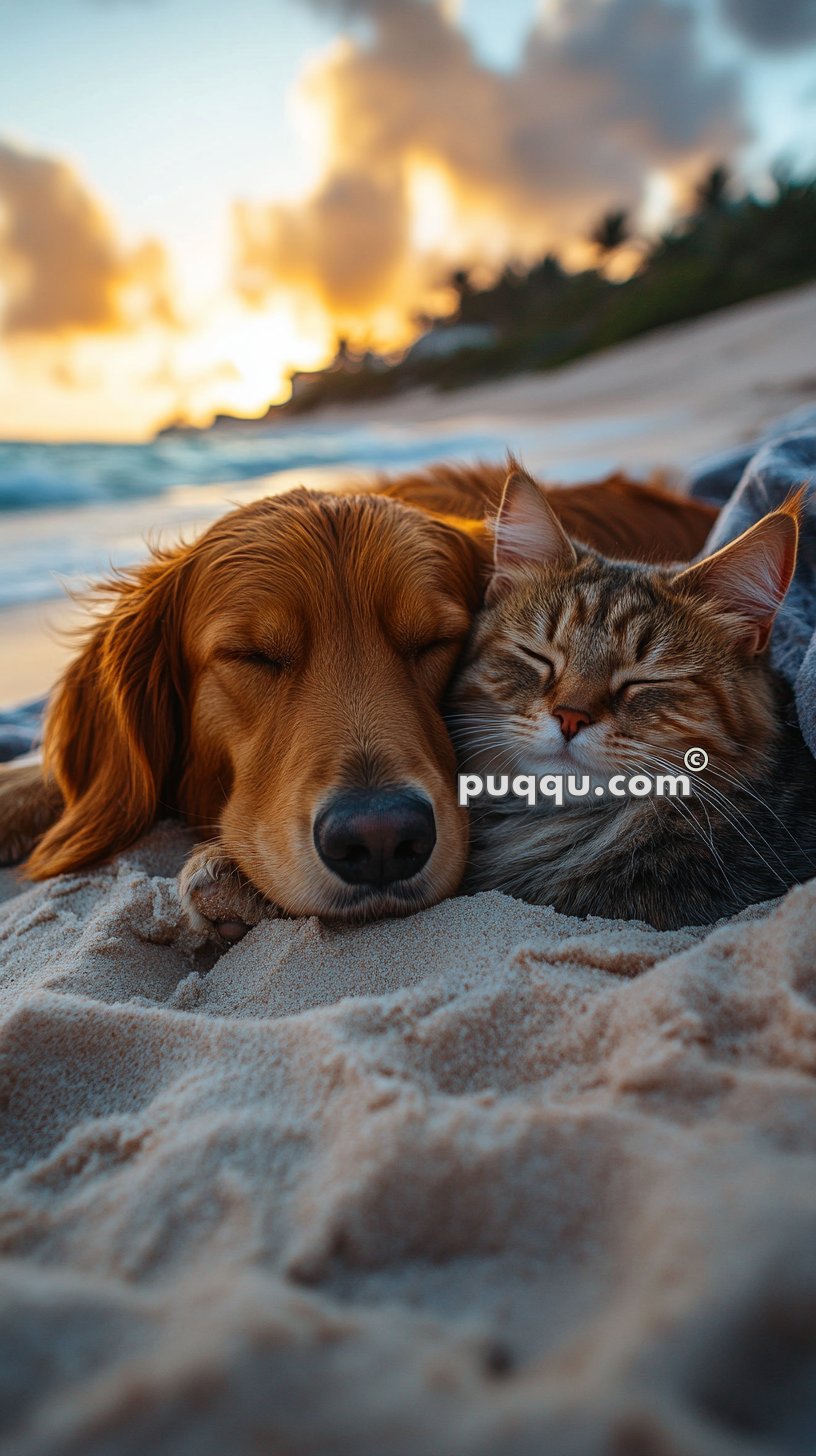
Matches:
[0,463,716,937]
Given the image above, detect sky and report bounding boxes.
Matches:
[0,0,815,441]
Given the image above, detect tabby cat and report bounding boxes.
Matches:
[449,466,816,930]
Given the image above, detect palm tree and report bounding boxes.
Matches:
[590,208,630,255]
[695,164,731,214]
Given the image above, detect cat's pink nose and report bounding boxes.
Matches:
[554,706,592,741]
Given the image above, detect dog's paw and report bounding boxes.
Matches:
[178,843,278,945]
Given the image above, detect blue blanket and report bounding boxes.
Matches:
[0,696,46,764]
[2,413,815,762]
[687,404,816,758]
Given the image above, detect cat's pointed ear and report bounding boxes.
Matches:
[488,466,576,603]
[675,503,800,653]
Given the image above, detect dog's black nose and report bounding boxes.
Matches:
[314,788,437,888]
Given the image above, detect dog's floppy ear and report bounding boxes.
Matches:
[27,546,191,879]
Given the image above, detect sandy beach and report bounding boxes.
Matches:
[0,602,82,710]
[3,283,816,710]
[307,281,816,455]
[1,824,816,1453]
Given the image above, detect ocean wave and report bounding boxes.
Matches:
[0,426,509,516]
[0,424,514,610]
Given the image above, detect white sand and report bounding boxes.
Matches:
[301,281,816,465]
[1,822,815,1453]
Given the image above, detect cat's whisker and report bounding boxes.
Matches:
[621,751,753,900]
[593,741,765,890]
[636,743,792,867]
[454,735,525,778]
[705,761,813,854]
[631,745,796,888]
[649,789,737,892]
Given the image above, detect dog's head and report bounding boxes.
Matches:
[28,488,483,920]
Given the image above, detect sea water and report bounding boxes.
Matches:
[0,411,658,610]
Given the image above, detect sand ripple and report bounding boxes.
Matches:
[1,824,814,1454]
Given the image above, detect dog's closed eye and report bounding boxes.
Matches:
[220,647,294,674]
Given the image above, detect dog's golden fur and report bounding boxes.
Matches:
[0,463,716,923]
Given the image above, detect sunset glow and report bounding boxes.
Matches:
[1,0,814,441]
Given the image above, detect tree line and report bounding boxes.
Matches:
[277,163,816,415]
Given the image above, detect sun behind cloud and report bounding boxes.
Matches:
[232,0,747,342]
[0,138,339,440]
[0,0,767,441]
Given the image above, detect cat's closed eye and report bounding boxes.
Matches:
[616,676,680,703]
[514,642,554,676]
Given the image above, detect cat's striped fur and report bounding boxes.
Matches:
[450,468,816,929]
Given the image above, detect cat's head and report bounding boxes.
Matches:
[451,466,801,783]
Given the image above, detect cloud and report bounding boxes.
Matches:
[0,141,173,337]
[235,0,748,335]
[237,170,409,313]
[720,0,816,49]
